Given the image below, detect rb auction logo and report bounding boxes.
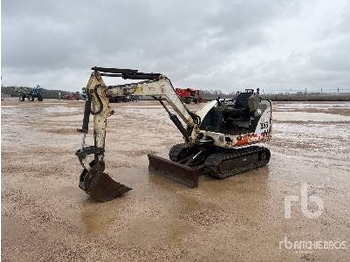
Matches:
[284,182,324,219]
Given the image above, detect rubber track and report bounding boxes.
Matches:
[169,143,194,162]
[204,146,270,178]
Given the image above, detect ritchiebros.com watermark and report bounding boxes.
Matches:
[279,236,347,252]
[281,183,347,253]
[284,182,324,219]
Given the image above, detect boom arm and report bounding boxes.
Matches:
[76,67,198,168]
[106,78,195,128]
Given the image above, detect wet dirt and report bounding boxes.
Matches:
[1,99,350,261]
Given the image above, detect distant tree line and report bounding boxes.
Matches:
[200,89,239,99]
[1,86,72,98]
[2,85,350,101]
[198,89,350,101]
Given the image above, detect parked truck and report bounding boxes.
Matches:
[65,92,81,100]
[175,88,203,104]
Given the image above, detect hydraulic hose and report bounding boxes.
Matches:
[81,95,91,133]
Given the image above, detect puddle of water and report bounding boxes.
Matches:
[122,105,163,108]
[273,111,350,122]
[43,106,80,113]
[1,105,20,108]
[41,102,68,105]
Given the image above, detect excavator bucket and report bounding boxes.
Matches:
[79,161,132,202]
[148,154,199,188]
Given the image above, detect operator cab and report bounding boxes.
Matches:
[200,89,262,134]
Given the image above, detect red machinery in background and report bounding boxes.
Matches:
[175,88,204,104]
[65,92,81,100]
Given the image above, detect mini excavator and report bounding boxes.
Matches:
[76,67,272,202]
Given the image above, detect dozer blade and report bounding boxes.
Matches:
[79,161,132,202]
[148,154,199,188]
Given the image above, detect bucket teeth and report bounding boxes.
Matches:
[79,161,132,202]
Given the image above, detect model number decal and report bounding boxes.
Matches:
[260,122,269,129]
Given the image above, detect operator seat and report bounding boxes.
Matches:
[222,92,260,129]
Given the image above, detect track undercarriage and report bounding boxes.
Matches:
[148,143,271,188]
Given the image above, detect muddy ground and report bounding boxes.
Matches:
[1,99,350,261]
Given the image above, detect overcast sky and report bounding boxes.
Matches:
[2,0,350,92]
